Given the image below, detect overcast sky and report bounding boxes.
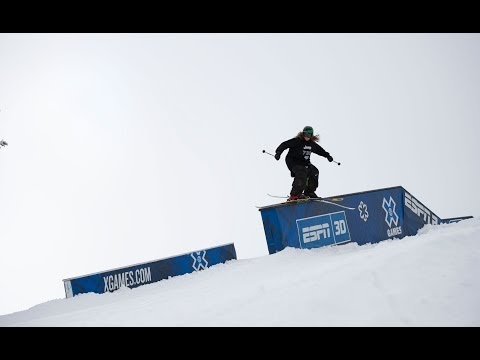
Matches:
[1,33,479,316]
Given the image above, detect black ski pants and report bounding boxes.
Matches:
[287,161,319,196]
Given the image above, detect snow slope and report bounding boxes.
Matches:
[1,218,479,326]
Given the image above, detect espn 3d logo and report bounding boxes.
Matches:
[296,211,351,249]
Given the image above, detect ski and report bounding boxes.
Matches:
[267,193,345,202]
[315,199,354,210]
[258,196,355,210]
[267,193,289,198]
[255,200,308,209]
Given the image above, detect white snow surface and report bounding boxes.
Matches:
[1,218,479,327]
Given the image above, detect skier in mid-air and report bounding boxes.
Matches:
[274,126,333,201]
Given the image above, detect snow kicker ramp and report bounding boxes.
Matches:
[258,186,472,254]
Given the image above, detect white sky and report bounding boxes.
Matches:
[0,33,479,316]
[1,218,478,326]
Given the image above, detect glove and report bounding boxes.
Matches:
[274,152,281,161]
[326,154,333,162]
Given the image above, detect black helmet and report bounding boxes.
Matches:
[303,126,313,137]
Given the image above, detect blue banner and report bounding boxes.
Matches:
[258,186,471,254]
[63,243,236,297]
[403,190,440,236]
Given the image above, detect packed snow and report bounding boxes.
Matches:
[1,218,479,327]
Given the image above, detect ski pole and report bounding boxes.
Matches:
[262,150,275,157]
[333,160,341,165]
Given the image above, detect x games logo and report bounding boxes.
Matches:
[382,196,402,238]
[191,251,208,271]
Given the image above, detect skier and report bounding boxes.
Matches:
[0,140,7,147]
[274,126,333,201]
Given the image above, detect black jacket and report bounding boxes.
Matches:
[276,137,330,167]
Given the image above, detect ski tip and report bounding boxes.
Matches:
[325,197,344,202]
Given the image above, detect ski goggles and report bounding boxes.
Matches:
[303,131,313,137]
